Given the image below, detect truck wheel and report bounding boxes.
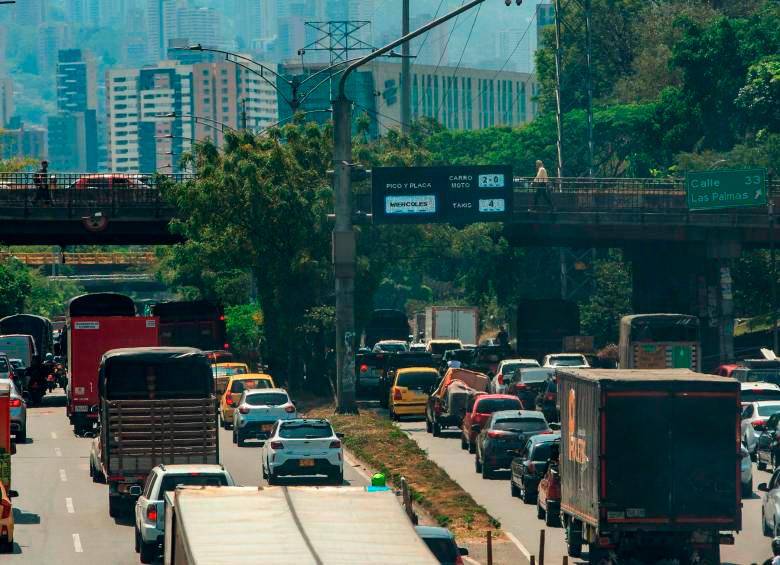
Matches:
[15,427,26,443]
[468,441,475,454]
[742,477,752,497]
[566,520,582,558]
[759,459,767,471]
[108,497,121,519]
[237,433,245,447]
[232,430,237,444]
[511,480,520,498]
[139,539,157,564]
[332,470,344,485]
[545,506,559,527]
[433,422,442,437]
[134,528,140,553]
[481,461,493,479]
[425,416,432,433]
[537,500,545,519]
[475,453,482,473]
[460,434,467,450]
[521,480,534,504]
[763,509,771,536]
[267,471,277,486]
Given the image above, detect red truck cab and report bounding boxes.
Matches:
[461,394,522,453]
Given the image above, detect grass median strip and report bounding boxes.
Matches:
[306,402,500,539]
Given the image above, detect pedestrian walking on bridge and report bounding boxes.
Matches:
[33,160,52,206]
[532,159,554,211]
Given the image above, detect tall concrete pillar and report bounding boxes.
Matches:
[626,240,740,371]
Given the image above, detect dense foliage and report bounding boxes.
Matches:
[0,258,84,319]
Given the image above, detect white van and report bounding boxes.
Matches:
[0,334,38,369]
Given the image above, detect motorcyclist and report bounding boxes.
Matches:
[42,353,57,392]
[764,537,780,565]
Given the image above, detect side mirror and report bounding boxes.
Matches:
[549,423,561,431]
[459,547,469,556]
[336,432,345,439]
[128,485,143,497]
[758,482,769,492]
[8,490,18,498]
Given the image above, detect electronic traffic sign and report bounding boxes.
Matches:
[371,165,513,224]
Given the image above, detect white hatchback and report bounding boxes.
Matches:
[741,399,780,454]
[232,388,297,446]
[261,418,343,485]
[490,358,541,394]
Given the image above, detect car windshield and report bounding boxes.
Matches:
[429,342,461,355]
[502,362,535,374]
[743,370,780,384]
[230,379,272,393]
[279,422,333,439]
[475,398,521,413]
[743,389,780,402]
[245,392,289,406]
[421,538,458,563]
[757,404,780,416]
[377,342,408,352]
[215,366,247,377]
[493,418,548,433]
[158,473,228,496]
[397,371,438,389]
[549,356,586,366]
[520,369,555,384]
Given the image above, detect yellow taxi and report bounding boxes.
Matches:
[0,481,17,553]
[213,362,250,397]
[388,367,440,421]
[220,373,275,428]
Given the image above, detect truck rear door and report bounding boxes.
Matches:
[604,390,739,527]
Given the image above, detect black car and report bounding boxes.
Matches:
[758,412,780,471]
[474,410,550,479]
[510,432,561,503]
[509,368,555,410]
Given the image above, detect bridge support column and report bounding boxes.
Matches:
[626,240,740,371]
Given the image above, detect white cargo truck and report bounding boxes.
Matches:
[423,306,479,345]
[164,486,438,565]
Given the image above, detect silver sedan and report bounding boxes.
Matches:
[1,378,27,442]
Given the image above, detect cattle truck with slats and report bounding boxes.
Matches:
[93,347,218,517]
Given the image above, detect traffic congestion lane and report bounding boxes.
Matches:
[9,392,368,564]
[394,417,774,565]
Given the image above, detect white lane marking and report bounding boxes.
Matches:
[72,533,83,553]
[59,469,67,482]
[505,531,532,561]
[51,432,58,439]
[54,447,62,457]
[66,497,75,514]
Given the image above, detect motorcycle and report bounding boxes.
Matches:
[54,363,68,389]
[27,378,44,405]
[46,373,56,393]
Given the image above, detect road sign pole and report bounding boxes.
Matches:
[401,0,411,136]
[772,199,778,353]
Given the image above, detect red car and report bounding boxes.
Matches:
[536,440,561,527]
[461,394,522,453]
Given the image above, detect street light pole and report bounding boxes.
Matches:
[401,0,411,136]
[332,0,513,414]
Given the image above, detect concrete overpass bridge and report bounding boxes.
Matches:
[2,172,778,368]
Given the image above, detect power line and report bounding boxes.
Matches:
[413,0,446,60]
[432,3,482,123]
[430,1,466,78]
[498,13,542,125]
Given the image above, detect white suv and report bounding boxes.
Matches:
[233,388,297,446]
[261,419,344,485]
[133,464,235,563]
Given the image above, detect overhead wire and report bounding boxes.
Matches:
[432,3,482,124]
[496,10,541,125]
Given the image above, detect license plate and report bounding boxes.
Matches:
[75,405,88,412]
[299,459,315,467]
[261,424,272,432]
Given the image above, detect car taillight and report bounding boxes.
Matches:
[544,392,555,401]
[753,419,767,429]
[393,388,403,400]
[497,373,504,385]
[284,404,295,413]
[225,396,233,406]
[330,440,341,449]
[270,441,284,450]
[0,499,10,519]
[238,405,250,414]
[360,364,368,373]
[146,505,158,522]
[515,383,527,390]
[9,398,21,408]
[487,430,512,438]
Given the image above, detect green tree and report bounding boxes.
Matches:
[736,56,780,135]
[580,253,633,346]
[0,259,32,317]
[225,304,263,362]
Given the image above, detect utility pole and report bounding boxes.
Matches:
[332,0,512,414]
[401,0,411,136]
[553,0,564,179]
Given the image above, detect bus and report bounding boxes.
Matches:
[619,314,701,371]
[151,300,228,352]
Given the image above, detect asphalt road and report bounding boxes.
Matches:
[7,391,369,564]
[390,413,774,565]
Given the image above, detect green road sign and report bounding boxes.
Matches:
[686,168,767,211]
